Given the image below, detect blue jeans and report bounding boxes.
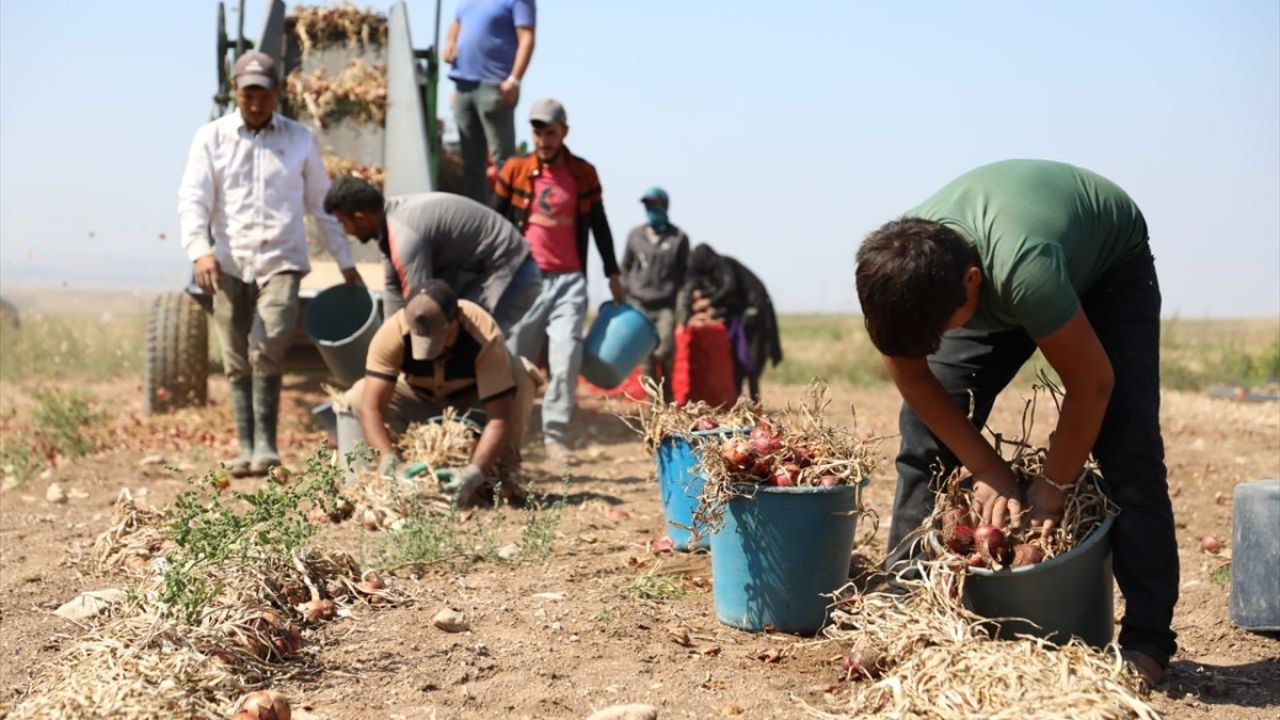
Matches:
[506,272,587,445]
[491,256,542,336]
[453,80,516,204]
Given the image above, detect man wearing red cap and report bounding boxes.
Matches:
[178,51,360,477]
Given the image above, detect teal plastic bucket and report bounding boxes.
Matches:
[303,285,380,387]
[963,512,1116,647]
[709,483,861,634]
[656,428,746,551]
[581,301,658,389]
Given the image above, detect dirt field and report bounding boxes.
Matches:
[2,356,1278,719]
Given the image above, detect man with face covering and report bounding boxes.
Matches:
[679,244,783,402]
[323,177,541,335]
[492,98,625,461]
[178,51,360,477]
[621,187,689,400]
[341,279,535,506]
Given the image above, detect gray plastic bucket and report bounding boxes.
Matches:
[963,512,1116,647]
[335,409,369,482]
[303,285,380,387]
[1231,479,1280,631]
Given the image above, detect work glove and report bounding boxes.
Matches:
[376,451,403,480]
[438,464,486,506]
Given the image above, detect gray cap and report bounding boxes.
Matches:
[529,97,567,125]
[233,51,278,89]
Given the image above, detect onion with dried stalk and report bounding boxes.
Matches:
[690,380,881,533]
[285,58,387,128]
[322,155,385,191]
[86,488,168,574]
[921,374,1118,571]
[616,375,759,455]
[11,534,400,720]
[289,3,387,54]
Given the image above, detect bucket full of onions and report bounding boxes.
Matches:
[929,468,1118,648]
[694,383,881,634]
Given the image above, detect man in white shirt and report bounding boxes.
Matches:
[177,51,360,477]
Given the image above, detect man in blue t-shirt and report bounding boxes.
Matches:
[443,0,537,203]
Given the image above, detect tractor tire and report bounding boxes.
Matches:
[144,292,209,415]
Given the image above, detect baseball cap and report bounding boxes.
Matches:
[529,98,567,125]
[640,187,669,207]
[233,51,278,89]
[405,285,457,361]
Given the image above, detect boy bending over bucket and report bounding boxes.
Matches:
[854,159,1177,685]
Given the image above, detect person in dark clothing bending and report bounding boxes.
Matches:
[678,243,782,402]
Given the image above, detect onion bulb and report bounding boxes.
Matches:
[237,690,292,720]
[842,645,883,679]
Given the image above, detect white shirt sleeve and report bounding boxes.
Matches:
[177,126,216,262]
[303,133,355,271]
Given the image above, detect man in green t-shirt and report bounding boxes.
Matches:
[855,159,1176,684]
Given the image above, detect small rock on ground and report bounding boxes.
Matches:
[45,483,67,504]
[54,589,127,622]
[138,454,166,466]
[498,543,520,560]
[586,704,659,720]
[432,608,469,633]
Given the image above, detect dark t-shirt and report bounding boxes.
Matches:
[906,159,1149,338]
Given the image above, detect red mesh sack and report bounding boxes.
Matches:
[671,322,737,408]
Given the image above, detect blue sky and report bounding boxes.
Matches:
[1,0,1277,317]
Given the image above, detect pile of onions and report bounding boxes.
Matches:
[716,419,847,489]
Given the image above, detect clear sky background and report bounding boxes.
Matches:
[1,0,1277,317]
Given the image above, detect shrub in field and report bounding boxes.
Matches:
[1,388,101,487]
[160,447,348,623]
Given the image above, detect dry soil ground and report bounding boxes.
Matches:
[2,369,1278,719]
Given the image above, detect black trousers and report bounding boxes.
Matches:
[883,249,1179,667]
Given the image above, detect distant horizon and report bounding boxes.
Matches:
[3,283,1277,323]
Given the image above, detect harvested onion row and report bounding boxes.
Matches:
[13,497,405,719]
[84,488,169,574]
[804,565,1158,720]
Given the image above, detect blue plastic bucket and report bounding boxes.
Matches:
[303,285,381,387]
[963,512,1116,647]
[709,483,862,634]
[656,428,747,551]
[581,301,658,389]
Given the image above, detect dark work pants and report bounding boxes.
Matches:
[883,249,1178,667]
